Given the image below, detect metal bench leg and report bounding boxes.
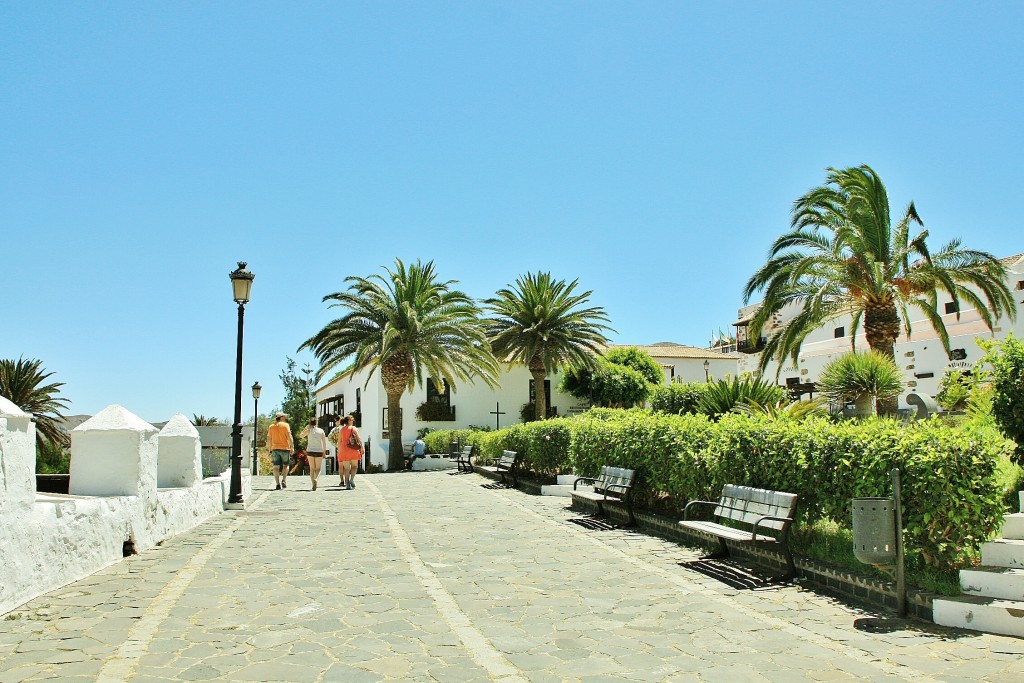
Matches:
[703,536,730,560]
[781,545,796,580]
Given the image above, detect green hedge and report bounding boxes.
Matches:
[426,410,1013,572]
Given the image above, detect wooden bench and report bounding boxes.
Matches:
[571,466,638,526]
[475,450,518,487]
[680,484,798,579]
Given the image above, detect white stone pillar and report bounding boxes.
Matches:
[69,405,158,498]
[157,414,202,488]
[0,395,36,512]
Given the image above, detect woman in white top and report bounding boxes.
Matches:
[300,419,329,491]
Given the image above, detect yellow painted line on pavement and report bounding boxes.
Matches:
[95,491,269,683]
[365,477,529,683]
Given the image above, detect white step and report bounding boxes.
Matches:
[1003,513,1024,540]
[982,539,1024,568]
[960,566,1024,601]
[545,483,594,497]
[411,457,457,471]
[933,595,1024,638]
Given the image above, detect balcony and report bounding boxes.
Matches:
[736,337,767,354]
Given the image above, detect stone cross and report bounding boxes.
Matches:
[490,402,506,430]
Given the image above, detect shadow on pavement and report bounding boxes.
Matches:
[568,515,619,531]
[679,558,789,591]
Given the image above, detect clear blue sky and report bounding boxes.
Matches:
[3,2,1022,423]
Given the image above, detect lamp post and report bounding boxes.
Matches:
[704,359,710,382]
[228,262,254,506]
[251,381,262,476]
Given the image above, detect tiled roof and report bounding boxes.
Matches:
[999,252,1024,267]
[606,343,741,360]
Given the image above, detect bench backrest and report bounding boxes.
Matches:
[595,465,636,495]
[461,446,473,457]
[714,484,797,532]
[498,450,517,467]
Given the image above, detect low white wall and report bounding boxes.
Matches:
[0,402,247,616]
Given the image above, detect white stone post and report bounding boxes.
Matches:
[157,414,202,488]
[0,396,36,512]
[69,404,158,498]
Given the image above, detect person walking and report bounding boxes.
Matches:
[338,414,363,489]
[267,412,294,490]
[300,418,328,491]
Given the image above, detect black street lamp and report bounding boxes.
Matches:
[228,262,254,506]
[251,381,262,476]
[704,359,710,382]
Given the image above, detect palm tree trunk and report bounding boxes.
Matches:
[386,390,404,471]
[529,359,548,421]
[381,354,414,471]
[864,303,901,415]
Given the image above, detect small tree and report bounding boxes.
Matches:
[558,357,650,408]
[278,357,315,446]
[603,347,664,385]
[817,351,903,417]
[979,334,1024,463]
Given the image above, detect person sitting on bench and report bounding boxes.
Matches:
[405,437,427,470]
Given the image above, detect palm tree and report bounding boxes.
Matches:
[744,165,1016,380]
[191,415,222,426]
[300,259,500,471]
[817,351,904,417]
[486,272,613,421]
[0,357,70,448]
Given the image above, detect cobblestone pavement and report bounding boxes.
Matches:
[1,472,1023,682]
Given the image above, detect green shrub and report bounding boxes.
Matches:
[696,377,785,419]
[936,369,973,412]
[36,439,70,474]
[464,408,1011,575]
[980,334,1024,463]
[649,382,708,415]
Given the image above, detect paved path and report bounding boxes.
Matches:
[1,472,1022,682]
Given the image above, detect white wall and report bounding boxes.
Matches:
[0,402,241,616]
[313,346,744,468]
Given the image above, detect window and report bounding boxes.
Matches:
[529,379,552,406]
[1016,280,1024,291]
[950,348,967,361]
[834,327,845,338]
[945,301,959,314]
[426,378,451,406]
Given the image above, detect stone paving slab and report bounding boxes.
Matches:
[0,472,1021,682]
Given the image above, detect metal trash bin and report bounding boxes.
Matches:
[852,497,897,566]
[449,440,459,458]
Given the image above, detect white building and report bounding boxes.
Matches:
[313,343,740,469]
[729,253,1024,409]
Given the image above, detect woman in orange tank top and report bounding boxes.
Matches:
[338,414,363,490]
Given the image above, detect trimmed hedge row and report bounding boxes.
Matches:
[427,409,1013,571]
